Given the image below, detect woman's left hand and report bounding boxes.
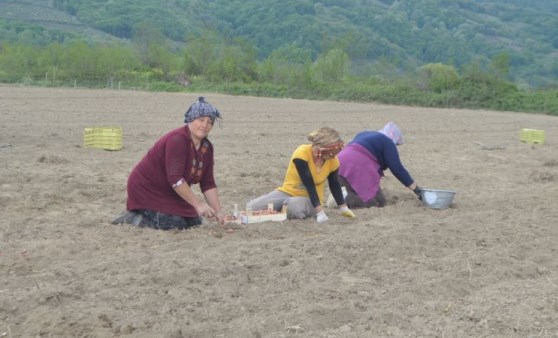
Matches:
[339,205,356,218]
[214,211,226,226]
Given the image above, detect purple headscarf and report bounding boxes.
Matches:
[378,122,404,145]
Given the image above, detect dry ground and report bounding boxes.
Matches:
[1,86,557,337]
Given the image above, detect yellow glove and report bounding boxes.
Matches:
[339,205,356,218]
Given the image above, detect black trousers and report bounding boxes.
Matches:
[138,209,202,230]
[112,209,202,230]
[338,176,386,208]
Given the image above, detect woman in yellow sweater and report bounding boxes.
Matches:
[246,127,355,223]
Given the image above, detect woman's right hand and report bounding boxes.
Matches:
[316,210,329,223]
[195,202,216,218]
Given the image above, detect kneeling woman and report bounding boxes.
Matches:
[112,97,225,230]
[247,127,355,223]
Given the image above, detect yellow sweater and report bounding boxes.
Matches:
[277,144,339,204]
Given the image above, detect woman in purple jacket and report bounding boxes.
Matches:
[112,97,225,229]
[336,122,421,208]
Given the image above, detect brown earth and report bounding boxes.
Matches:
[1,85,557,337]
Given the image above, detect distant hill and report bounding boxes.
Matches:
[1,0,557,88]
[0,0,125,44]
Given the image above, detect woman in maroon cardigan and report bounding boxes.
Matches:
[112,97,225,230]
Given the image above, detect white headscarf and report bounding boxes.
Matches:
[379,122,404,145]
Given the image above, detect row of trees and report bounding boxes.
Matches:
[3,1,558,88]
[1,32,557,115]
[44,0,558,88]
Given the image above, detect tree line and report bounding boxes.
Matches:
[46,0,558,88]
[0,30,557,115]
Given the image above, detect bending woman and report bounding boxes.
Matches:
[336,122,421,208]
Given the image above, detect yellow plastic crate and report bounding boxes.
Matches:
[520,128,545,145]
[84,126,123,150]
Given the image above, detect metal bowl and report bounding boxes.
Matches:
[420,189,456,210]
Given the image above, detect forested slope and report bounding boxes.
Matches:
[1,0,557,87]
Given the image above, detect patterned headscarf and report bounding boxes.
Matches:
[379,122,404,145]
[308,127,342,148]
[308,127,344,159]
[184,97,222,124]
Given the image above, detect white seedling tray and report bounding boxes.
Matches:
[226,203,287,224]
[239,212,287,224]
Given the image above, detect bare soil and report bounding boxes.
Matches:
[1,85,557,337]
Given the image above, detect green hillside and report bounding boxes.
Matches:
[1,0,557,88]
[0,0,124,44]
